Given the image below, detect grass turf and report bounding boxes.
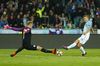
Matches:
[0,49,100,66]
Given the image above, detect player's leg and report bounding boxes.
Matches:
[63,40,79,50]
[10,47,24,57]
[77,43,87,56]
[37,46,56,54]
[26,45,56,54]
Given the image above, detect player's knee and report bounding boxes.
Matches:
[74,40,79,44]
[77,44,81,48]
[37,46,42,50]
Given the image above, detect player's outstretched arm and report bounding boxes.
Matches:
[91,27,94,33]
[4,25,23,31]
[83,26,90,35]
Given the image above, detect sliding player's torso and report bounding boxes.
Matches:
[22,27,31,46]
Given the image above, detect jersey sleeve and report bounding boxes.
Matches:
[86,22,91,27]
[11,27,23,31]
[23,28,31,33]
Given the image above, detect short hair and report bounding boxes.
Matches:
[27,21,33,26]
[83,15,89,19]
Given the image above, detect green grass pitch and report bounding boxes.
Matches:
[0,49,100,66]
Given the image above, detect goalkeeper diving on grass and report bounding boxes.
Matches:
[4,21,56,57]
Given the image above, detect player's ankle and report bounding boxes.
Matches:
[13,52,16,55]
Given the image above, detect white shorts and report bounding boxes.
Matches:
[78,34,90,45]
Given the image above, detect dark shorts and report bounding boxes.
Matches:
[24,45,37,50]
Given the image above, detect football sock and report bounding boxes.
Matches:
[41,48,52,53]
[80,46,86,54]
[15,47,24,54]
[67,43,77,49]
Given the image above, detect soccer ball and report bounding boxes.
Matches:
[57,50,63,56]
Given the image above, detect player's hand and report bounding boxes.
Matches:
[92,31,94,33]
[23,29,27,33]
[4,25,10,29]
[83,32,87,35]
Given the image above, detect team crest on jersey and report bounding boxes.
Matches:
[27,29,30,30]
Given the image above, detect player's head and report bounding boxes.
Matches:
[27,21,33,29]
[83,15,89,22]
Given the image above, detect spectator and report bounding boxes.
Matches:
[31,1,37,10]
[11,8,18,16]
[38,2,43,9]
[0,18,8,28]
[49,12,55,27]
[0,0,7,6]
[4,8,9,15]
[44,4,50,15]
[14,0,19,10]
[6,0,15,11]
[36,22,39,29]
[8,12,15,19]
[69,20,73,28]
[36,5,45,18]
[51,7,55,13]
[62,0,66,7]
[22,14,29,27]
[0,9,3,20]
[65,24,71,29]
[76,5,83,27]
[61,0,66,12]
[19,12,23,18]
[82,5,89,15]
[26,13,30,20]
[72,24,77,29]
[84,0,89,9]
[65,16,69,24]
[35,14,41,26]
[45,23,51,29]
[96,7,100,16]
[60,13,66,28]
[77,0,84,5]
[15,15,23,28]
[64,4,70,16]
[93,24,98,29]
[79,18,85,28]
[94,15,100,28]
[19,7,24,14]
[1,12,8,21]
[90,1,96,12]
[8,16,15,27]
[30,16,35,28]
[39,24,44,29]
[31,8,36,17]
[69,2,77,23]
[54,14,60,26]
[78,1,83,8]
[0,3,4,12]
[6,5,11,13]
[90,9,95,18]
[24,4,30,14]
[42,12,49,27]
[39,0,43,4]
[27,11,31,16]
[89,14,95,25]
[55,3,62,15]
[44,0,50,6]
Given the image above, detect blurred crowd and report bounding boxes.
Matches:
[0,0,100,29]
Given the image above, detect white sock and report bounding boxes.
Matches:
[67,43,77,49]
[80,46,86,54]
